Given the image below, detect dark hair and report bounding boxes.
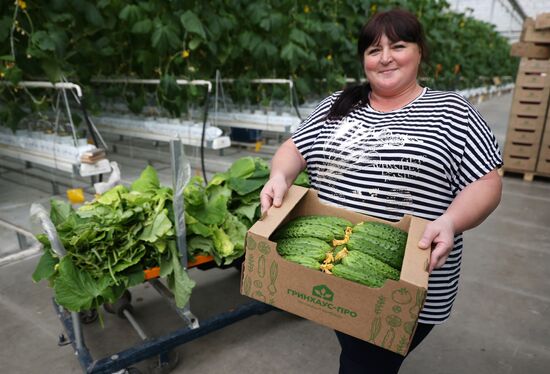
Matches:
[327,8,429,120]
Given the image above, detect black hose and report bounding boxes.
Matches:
[291,82,303,121]
[200,88,211,184]
[78,97,99,148]
[78,96,103,182]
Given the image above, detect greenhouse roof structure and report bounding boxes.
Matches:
[451,0,550,42]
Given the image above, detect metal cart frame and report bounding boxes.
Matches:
[32,138,273,373]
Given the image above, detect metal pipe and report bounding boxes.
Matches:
[122,309,148,341]
[91,78,212,93]
[220,77,294,89]
[0,81,83,97]
[71,311,84,350]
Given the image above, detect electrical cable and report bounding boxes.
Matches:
[68,88,108,151]
[291,82,303,121]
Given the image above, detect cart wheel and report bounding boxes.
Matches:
[149,350,179,374]
[103,290,133,318]
[80,309,98,324]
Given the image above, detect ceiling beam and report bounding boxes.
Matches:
[507,0,527,20]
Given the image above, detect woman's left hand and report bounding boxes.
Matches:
[418,214,455,273]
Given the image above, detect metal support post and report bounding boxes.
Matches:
[168,139,198,329]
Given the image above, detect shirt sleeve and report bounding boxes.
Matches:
[453,103,503,192]
[291,92,338,160]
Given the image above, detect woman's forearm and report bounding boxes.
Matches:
[270,139,307,187]
[443,169,503,233]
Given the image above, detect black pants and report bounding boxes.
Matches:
[336,323,434,374]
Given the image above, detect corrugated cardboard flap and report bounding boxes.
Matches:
[399,216,430,289]
[248,185,309,238]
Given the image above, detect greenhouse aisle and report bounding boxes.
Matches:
[0,91,549,374]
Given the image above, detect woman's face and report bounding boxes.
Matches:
[363,34,422,96]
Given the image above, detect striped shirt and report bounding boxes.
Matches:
[292,87,502,324]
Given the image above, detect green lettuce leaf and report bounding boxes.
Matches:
[32,248,58,283]
[50,199,73,226]
[95,184,128,206]
[233,202,259,226]
[169,243,195,308]
[227,176,267,196]
[294,170,310,187]
[222,213,247,252]
[139,209,173,242]
[212,226,234,258]
[184,212,213,237]
[206,172,228,187]
[53,257,115,311]
[183,176,206,206]
[187,235,214,256]
[185,185,229,225]
[228,156,256,179]
[131,165,160,193]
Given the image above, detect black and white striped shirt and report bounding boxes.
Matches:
[292,87,502,324]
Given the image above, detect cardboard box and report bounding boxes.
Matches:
[518,57,550,73]
[504,142,540,157]
[542,121,550,142]
[513,86,550,103]
[536,159,550,174]
[503,153,537,171]
[510,101,548,116]
[533,122,549,173]
[241,186,430,356]
[536,142,550,173]
[511,42,550,58]
[515,72,550,88]
[535,13,550,30]
[538,142,550,158]
[523,18,550,43]
[508,114,545,131]
[505,127,543,144]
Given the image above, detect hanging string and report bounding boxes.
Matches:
[61,88,79,147]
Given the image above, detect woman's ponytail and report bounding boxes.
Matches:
[326,83,370,120]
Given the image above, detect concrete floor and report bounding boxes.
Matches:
[1,91,549,373]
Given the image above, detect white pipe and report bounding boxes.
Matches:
[91,77,212,93]
[220,78,294,89]
[1,81,83,97]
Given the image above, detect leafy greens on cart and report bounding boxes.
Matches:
[32,165,195,312]
[32,157,309,313]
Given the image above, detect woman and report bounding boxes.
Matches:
[260,8,502,373]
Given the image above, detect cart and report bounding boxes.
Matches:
[30,139,273,373]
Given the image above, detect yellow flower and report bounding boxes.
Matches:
[0,72,4,78]
[17,0,27,10]
[182,49,190,59]
[435,63,443,79]
[370,4,377,14]
[453,64,461,74]
[304,5,310,13]
[460,21,465,28]
[326,54,333,61]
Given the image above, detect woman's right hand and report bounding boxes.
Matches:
[260,173,289,214]
[259,138,307,215]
